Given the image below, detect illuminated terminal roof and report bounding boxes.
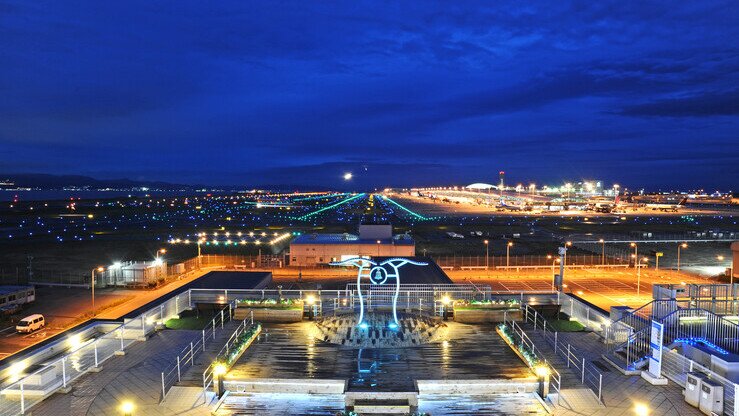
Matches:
[466,183,496,190]
[291,233,414,245]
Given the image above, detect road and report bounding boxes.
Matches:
[0,268,214,360]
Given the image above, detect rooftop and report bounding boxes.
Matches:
[0,285,32,295]
[291,233,414,245]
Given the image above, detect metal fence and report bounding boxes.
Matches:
[160,300,238,402]
[500,317,563,402]
[0,291,190,415]
[202,318,260,404]
[433,254,628,269]
[521,304,604,403]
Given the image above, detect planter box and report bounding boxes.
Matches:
[234,307,303,322]
[454,308,522,323]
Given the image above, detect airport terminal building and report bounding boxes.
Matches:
[289,224,415,266]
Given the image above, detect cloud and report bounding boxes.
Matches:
[620,90,739,117]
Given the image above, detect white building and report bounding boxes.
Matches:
[289,224,415,266]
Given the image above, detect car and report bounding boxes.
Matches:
[16,314,45,333]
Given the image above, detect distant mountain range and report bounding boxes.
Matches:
[0,173,196,189]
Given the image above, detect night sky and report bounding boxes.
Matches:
[1,1,738,190]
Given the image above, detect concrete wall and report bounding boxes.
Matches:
[225,379,346,394]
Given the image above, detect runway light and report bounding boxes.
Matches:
[120,400,135,415]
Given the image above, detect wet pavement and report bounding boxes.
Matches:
[228,321,532,392]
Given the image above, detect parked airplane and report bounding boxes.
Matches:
[644,197,688,212]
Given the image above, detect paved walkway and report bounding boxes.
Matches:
[521,323,704,415]
[177,320,241,386]
[31,329,211,416]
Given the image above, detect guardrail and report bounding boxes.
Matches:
[522,304,604,403]
[499,316,562,401]
[202,319,261,405]
[0,291,190,415]
[159,300,237,402]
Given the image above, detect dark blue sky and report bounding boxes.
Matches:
[1,1,738,190]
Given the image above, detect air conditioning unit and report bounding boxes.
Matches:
[684,372,707,407]
[699,379,723,415]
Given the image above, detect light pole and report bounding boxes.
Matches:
[197,238,205,269]
[636,257,648,296]
[630,242,638,268]
[599,239,605,265]
[91,266,104,314]
[506,242,513,269]
[564,241,572,267]
[376,240,381,257]
[677,243,687,271]
[484,240,489,270]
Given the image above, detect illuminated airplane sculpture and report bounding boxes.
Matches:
[329,257,427,327]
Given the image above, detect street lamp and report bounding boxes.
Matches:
[636,257,648,296]
[197,237,206,269]
[506,242,513,269]
[599,239,605,265]
[564,241,572,267]
[484,240,489,270]
[91,266,104,315]
[630,242,638,267]
[376,240,381,256]
[677,243,687,272]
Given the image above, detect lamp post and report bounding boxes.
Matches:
[376,240,381,257]
[636,257,648,297]
[197,238,205,269]
[599,239,605,265]
[91,266,104,314]
[630,242,638,268]
[564,241,572,267]
[506,242,513,269]
[677,243,687,271]
[484,240,489,270]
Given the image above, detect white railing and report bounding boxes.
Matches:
[159,300,237,402]
[0,291,191,415]
[500,317,562,400]
[202,318,260,405]
[522,304,604,403]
